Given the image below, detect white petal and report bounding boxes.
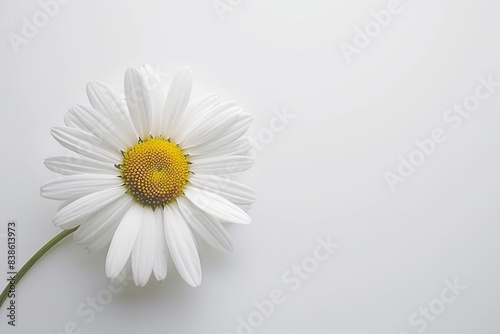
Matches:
[58,218,85,229]
[58,199,75,210]
[188,92,221,111]
[162,67,193,139]
[86,81,137,145]
[44,156,117,175]
[141,65,169,137]
[178,102,240,148]
[84,223,117,253]
[153,208,169,281]
[188,138,252,159]
[53,187,125,228]
[124,67,154,139]
[177,92,221,131]
[190,155,254,175]
[238,204,252,212]
[107,260,131,285]
[51,127,121,163]
[68,105,130,150]
[41,174,122,200]
[132,207,156,286]
[177,196,233,253]
[74,195,132,244]
[188,174,256,205]
[105,203,143,279]
[53,200,86,229]
[185,113,253,155]
[163,202,201,287]
[64,112,86,129]
[184,186,251,224]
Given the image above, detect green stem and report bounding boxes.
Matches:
[0,227,77,308]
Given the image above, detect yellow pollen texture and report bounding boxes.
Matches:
[120,137,189,208]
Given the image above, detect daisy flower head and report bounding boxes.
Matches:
[41,65,255,287]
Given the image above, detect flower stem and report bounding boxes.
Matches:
[0,227,78,308]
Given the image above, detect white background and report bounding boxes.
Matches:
[1,0,500,333]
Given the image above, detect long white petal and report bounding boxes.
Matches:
[41,174,122,200]
[84,223,118,253]
[177,92,221,131]
[178,102,240,148]
[105,203,143,279]
[53,187,125,227]
[184,186,251,224]
[153,208,169,281]
[190,155,254,175]
[86,81,137,145]
[238,204,252,212]
[55,200,86,229]
[141,65,169,137]
[58,199,75,211]
[162,67,193,140]
[44,156,117,175]
[131,207,156,286]
[124,67,154,139]
[73,195,132,244]
[188,138,252,159]
[163,202,201,287]
[177,196,233,253]
[51,127,121,163]
[188,174,256,205]
[57,218,85,230]
[185,112,253,155]
[64,112,86,129]
[68,105,130,150]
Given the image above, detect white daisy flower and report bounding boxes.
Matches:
[40,65,255,287]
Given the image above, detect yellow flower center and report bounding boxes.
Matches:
[118,137,189,208]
